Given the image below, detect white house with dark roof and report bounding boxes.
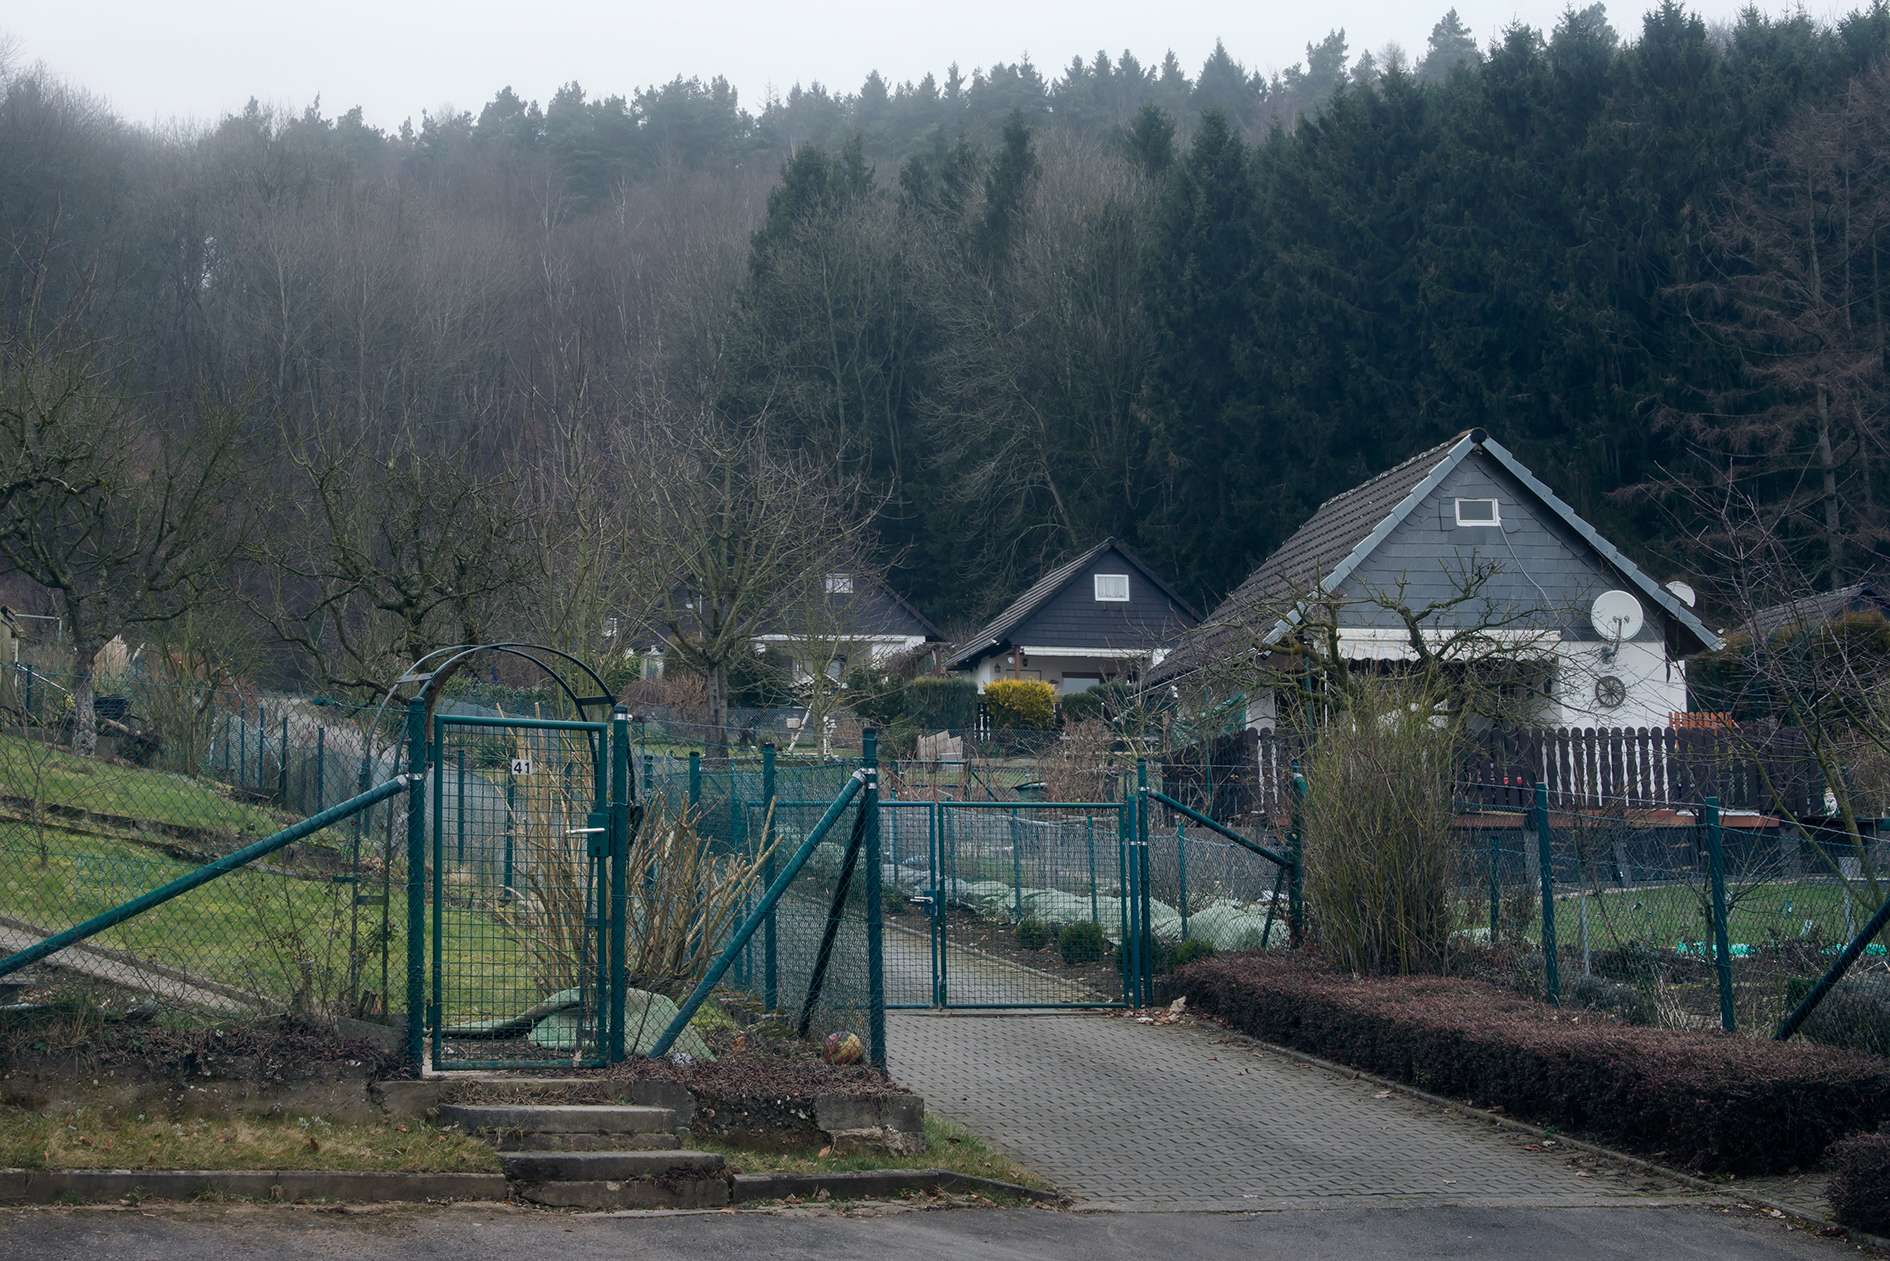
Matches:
[1148,430,1723,731]
[945,540,1200,694]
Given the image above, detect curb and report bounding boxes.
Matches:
[1220,1028,1885,1250]
[730,1169,1057,1204]
[0,1168,508,1204]
[0,1166,1055,1208]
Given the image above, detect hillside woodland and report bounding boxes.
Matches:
[2,3,1889,701]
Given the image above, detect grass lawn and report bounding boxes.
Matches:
[700,1115,1047,1190]
[0,1111,499,1172]
[0,734,298,840]
[1554,878,1873,952]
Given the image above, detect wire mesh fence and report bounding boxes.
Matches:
[1449,791,1890,1049]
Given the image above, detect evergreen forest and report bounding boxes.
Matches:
[4,2,1890,693]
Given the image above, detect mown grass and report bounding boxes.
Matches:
[0,1111,499,1172]
[0,733,296,839]
[1544,879,1874,952]
[701,1115,1048,1190]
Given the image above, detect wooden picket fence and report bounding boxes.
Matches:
[1162,724,1825,823]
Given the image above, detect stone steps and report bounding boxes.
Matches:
[439,1104,684,1151]
[453,1101,727,1208]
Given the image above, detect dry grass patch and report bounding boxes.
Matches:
[0,1111,498,1172]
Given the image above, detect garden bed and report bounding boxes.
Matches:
[1175,951,1890,1174]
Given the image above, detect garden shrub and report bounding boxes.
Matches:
[983,679,1056,730]
[1798,977,1890,1059]
[1175,951,1890,1174]
[1058,689,1107,724]
[1058,920,1108,964]
[1827,1130,1890,1233]
[906,676,978,731]
[1300,680,1460,975]
[1163,938,1218,972]
[1016,918,1054,950]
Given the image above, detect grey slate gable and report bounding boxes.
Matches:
[1339,453,1662,643]
[945,540,1201,669]
[1149,429,1721,685]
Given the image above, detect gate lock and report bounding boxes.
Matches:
[569,812,611,858]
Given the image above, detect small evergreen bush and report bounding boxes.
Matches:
[907,676,978,730]
[983,679,1056,729]
[1016,917,1054,950]
[1163,938,1218,972]
[1058,920,1108,964]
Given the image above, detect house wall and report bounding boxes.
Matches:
[1316,450,1685,730]
[971,651,1141,694]
[1008,546,1197,652]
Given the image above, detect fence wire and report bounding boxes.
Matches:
[1451,794,1890,1049]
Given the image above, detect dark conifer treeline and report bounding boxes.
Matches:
[3,2,1889,651]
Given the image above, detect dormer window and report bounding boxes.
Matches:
[825,573,853,594]
[1094,574,1130,601]
[1454,498,1500,526]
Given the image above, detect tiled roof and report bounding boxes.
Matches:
[1149,436,1465,682]
[1746,583,1890,638]
[944,539,1199,669]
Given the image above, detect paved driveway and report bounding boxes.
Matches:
[888,1009,1705,1212]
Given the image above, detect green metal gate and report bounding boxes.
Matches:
[883,799,1143,1009]
[425,710,631,1071]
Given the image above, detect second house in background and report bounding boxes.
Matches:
[945,540,1201,695]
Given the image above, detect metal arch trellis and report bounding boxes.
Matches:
[347,644,627,1066]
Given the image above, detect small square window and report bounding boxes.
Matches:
[825,573,853,594]
[1094,574,1130,601]
[1454,498,1500,526]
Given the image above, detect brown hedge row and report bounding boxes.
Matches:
[1826,1131,1890,1232]
[1174,952,1890,1174]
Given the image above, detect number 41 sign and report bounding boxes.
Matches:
[510,758,533,777]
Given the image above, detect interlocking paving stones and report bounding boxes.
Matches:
[888,1010,1704,1211]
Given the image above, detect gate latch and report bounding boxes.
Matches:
[571,812,611,857]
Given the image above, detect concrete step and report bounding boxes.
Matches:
[500,1149,724,1184]
[439,1103,678,1135]
[486,1130,681,1152]
[515,1177,729,1210]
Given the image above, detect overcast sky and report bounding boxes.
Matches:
[6,0,1828,133]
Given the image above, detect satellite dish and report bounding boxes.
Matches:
[1665,580,1697,608]
[1591,590,1644,643]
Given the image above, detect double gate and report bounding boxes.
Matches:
[424,710,632,1071]
[882,800,1140,1009]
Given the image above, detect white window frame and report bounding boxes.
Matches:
[825,573,853,594]
[1454,498,1501,527]
[1093,573,1131,602]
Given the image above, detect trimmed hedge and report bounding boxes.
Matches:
[1827,1131,1890,1233]
[983,679,1056,729]
[1175,952,1890,1174]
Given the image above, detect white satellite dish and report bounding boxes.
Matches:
[1591,590,1644,643]
[1664,580,1697,608]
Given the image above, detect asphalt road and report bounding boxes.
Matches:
[0,1203,1855,1260]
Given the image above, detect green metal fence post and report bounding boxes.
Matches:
[689,751,701,808]
[430,717,445,1071]
[610,707,632,1062]
[1288,763,1306,947]
[1535,781,1560,1006]
[1177,820,1189,941]
[455,749,466,865]
[316,727,326,810]
[863,729,886,1069]
[405,697,428,1065]
[1086,815,1098,925]
[1009,806,1025,923]
[762,743,778,1009]
[279,712,289,804]
[1488,831,1501,942]
[1139,841,1154,1001]
[1706,796,1735,1033]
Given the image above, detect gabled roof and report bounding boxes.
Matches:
[1149,429,1722,685]
[1747,583,1890,639]
[945,538,1200,670]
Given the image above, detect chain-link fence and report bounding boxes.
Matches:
[1452,791,1890,1050]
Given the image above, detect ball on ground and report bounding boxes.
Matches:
[823,1031,864,1064]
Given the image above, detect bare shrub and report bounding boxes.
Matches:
[1301,678,1463,974]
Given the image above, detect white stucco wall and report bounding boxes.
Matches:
[1543,639,1685,730]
